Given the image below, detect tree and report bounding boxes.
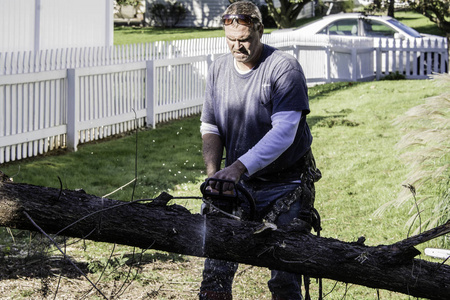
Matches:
[1,180,450,299]
[265,0,312,28]
[409,0,450,32]
[388,0,395,17]
[409,0,450,64]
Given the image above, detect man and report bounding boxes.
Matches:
[199,1,321,299]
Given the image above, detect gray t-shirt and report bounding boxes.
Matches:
[201,44,312,181]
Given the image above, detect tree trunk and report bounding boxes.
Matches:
[265,0,309,29]
[387,0,395,18]
[0,181,449,300]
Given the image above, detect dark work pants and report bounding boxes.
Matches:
[200,182,305,299]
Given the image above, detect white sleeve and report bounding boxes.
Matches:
[238,110,302,176]
[200,122,220,136]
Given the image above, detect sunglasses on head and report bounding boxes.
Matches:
[222,14,257,26]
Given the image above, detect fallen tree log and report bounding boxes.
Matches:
[0,180,449,299]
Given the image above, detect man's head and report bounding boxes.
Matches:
[222,1,264,70]
[222,1,263,31]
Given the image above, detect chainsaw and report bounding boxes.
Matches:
[200,178,256,221]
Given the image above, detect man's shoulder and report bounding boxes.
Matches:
[212,53,233,67]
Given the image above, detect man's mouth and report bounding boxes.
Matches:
[234,50,249,57]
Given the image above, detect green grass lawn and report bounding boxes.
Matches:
[114,27,225,44]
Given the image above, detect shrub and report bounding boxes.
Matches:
[381,71,406,81]
[116,0,141,5]
[148,1,187,28]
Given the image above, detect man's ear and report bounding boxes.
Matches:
[258,24,265,37]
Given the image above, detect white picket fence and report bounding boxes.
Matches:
[0,33,448,163]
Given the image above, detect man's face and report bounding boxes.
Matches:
[224,23,263,70]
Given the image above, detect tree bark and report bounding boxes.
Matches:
[388,0,395,18]
[265,0,309,28]
[0,181,449,300]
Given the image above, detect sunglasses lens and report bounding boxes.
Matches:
[237,18,252,26]
[222,14,254,26]
[223,18,233,25]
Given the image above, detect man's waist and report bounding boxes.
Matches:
[243,148,313,184]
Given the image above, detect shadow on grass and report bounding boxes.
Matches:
[410,25,446,36]
[395,15,446,37]
[308,81,361,102]
[0,254,89,280]
[308,113,359,129]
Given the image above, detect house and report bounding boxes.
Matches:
[139,0,313,28]
[0,0,113,53]
[141,0,265,28]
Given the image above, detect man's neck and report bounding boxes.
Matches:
[235,44,264,71]
[234,58,252,74]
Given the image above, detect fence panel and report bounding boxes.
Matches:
[374,37,448,79]
[149,56,209,126]
[0,70,67,163]
[65,56,209,152]
[67,62,147,151]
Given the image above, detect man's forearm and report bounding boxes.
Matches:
[202,133,224,178]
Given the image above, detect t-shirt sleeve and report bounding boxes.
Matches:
[271,66,309,115]
[200,64,216,125]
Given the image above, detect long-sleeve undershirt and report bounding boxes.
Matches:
[200,110,302,176]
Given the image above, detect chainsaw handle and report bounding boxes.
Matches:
[201,178,256,220]
[200,178,239,199]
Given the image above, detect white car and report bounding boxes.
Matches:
[290,13,421,40]
[273,13,448,74]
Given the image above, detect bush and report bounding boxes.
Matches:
[116,0,141,5]
[148,1,187,28]
[341,0,355,13]
[381,71,406,81]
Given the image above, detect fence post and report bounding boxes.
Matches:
[326,45,331,83]
[405,39,411,76]
[376,45,381,80]
[67,68,79,151]
[146,60,155,128]
[352,48,357,82]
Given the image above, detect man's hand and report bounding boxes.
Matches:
[209,160,247,191]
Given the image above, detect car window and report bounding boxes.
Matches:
[319,19,358,36]
[362,19,397,38]
[387,19,421,38]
